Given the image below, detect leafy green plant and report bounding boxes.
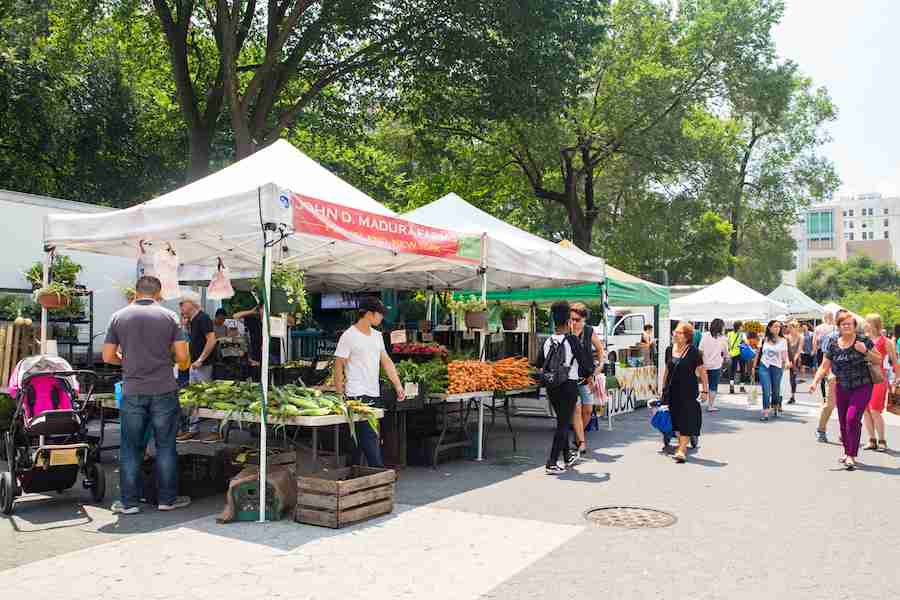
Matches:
[258,263,309,315]
[0,394,14,432]
[33,281,74,305]
[448,294,487,313]
[25,255,82,288]
[499,303,525,321]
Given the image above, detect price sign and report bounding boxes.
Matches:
[390,330,408,344]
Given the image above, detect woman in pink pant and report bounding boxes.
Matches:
[809,312,883,470]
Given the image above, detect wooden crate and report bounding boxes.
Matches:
[295,466,396,528]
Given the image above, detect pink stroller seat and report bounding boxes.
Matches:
[9,355,82,437]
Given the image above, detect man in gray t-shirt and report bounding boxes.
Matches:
[103,276,190,515]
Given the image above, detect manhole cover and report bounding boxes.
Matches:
[583,506,677,529]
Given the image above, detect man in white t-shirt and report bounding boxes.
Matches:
[334,297,404,467]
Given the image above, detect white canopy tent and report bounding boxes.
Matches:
[403,193,606,288]
[767,284,825,320]
[670,277,788,322]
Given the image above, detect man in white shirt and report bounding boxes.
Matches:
[334,297,404,467]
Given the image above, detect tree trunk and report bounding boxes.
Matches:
[573,218,593,252]
[187,127,212,182]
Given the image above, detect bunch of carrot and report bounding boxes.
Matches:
[447,360,497,394]
[491,357,536,391]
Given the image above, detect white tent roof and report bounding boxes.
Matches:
[767,284,825,319]
[403,193,605,289]
[670,277,787,321]
[43,141,494,291]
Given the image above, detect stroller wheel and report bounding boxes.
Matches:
[89,463,106,503]
[0,471,15,515]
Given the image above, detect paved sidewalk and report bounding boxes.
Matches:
[2,389,899,599]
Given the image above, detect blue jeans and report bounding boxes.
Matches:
[348,395,383,468]
[757,364,783,410]
[120,392,180,507]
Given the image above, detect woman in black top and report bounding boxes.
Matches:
[663,322,710,463]
[809,312,882,470]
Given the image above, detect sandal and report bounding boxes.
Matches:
[673,451,687,464]
[878,440,888,452]
[864,438,878,451]
[844,457,856,471]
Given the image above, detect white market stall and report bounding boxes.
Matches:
[41,142,612,520]
[670,277,788,322]
[767,284,824,320]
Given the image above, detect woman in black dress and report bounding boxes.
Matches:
[663,322,710,463]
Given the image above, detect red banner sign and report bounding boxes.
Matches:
[292,193,480,262]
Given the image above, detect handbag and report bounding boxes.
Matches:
[739,342,756,362]
[867,353,885,385]
[658,345,686,406]
[651,405,673,434]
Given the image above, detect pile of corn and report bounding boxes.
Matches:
[447,360,497,394]
[491,357,536,391]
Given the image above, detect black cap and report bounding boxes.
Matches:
[358,296,386,315]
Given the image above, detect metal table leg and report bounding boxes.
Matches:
[433,401,449,469]
[505,396,517,452]
[476,398,484,461]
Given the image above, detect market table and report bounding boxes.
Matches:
[487,386,539,452]
[99,396,384,464]
[427,391,494,467]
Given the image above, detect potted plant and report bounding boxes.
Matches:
[24,255,82,290]
[33,281,73,310]
[499,304,525,331]
[450,294,488,330]
[258,263,309,316]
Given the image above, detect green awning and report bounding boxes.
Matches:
[463,268,669,308]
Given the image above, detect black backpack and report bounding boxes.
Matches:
[539,336,575,389]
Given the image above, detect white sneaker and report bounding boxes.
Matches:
[158,496,192,511]
[111,501,140,515]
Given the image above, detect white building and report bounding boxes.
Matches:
[786,193,900,283]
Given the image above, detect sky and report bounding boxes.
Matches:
[774,0,900,198]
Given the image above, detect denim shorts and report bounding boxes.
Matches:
[576,383,595,406]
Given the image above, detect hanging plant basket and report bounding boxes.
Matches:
[501,316,519,331]
[465,310,488,330]
[37,291,70,310]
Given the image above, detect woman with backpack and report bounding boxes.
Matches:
[662,322,709,463]
[537,301,588,474]
[569,302,604,459]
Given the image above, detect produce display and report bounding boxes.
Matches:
[446,360,497,394]
[178,381,379,435]
[490,357,537,391]
[391,342,448,356]
[388,360,449,393]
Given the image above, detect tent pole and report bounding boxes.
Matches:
[476,234,487,461]
[259,228,274,523]
[40,250,51,354]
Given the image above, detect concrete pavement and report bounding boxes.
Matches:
[2,388,899,599]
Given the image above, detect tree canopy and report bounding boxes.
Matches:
[798,256,900,303]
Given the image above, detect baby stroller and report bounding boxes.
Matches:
[1,355,104,515]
